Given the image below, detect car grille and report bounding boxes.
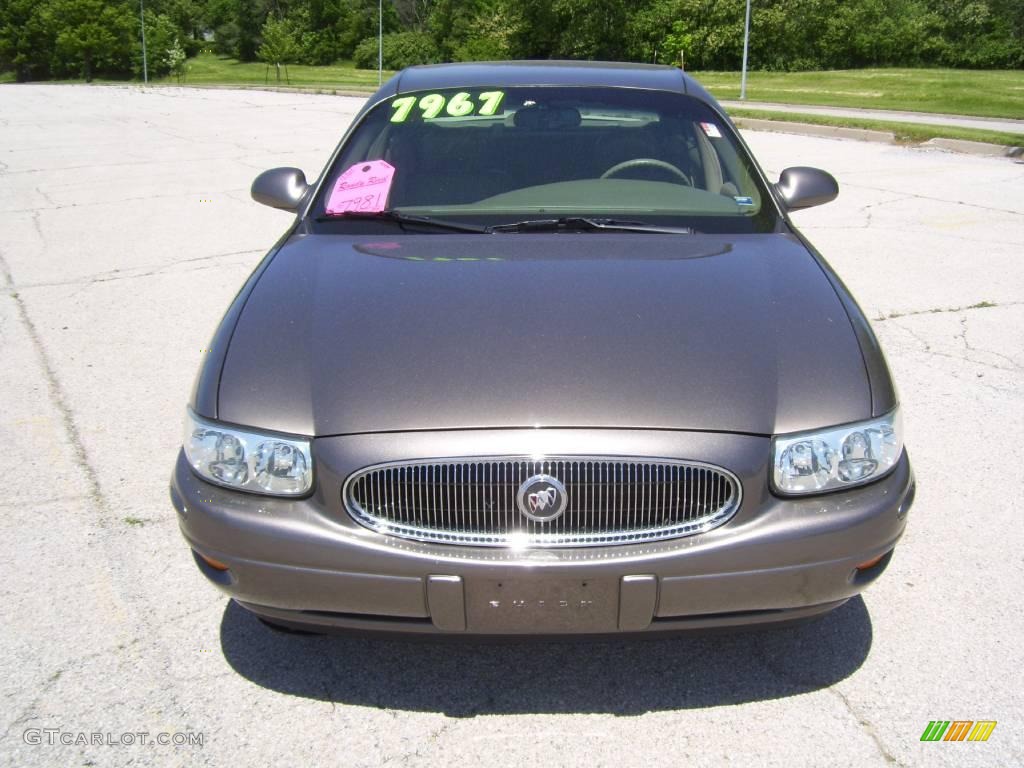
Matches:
[343,457,742,547]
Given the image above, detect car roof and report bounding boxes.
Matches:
[379,60,720,109]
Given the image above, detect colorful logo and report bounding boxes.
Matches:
[920,721,997,742]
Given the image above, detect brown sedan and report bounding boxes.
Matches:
[170,61,914,636]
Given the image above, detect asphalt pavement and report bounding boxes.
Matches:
[0,85,1021,767]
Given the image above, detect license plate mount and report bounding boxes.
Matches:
[464,577,618,634]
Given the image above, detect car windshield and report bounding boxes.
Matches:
[312,86,778,233]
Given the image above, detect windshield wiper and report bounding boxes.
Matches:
[315,212,694,235]
[488,217,694,235]
[315,210,489,234]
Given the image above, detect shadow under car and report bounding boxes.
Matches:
[219,596,873,716]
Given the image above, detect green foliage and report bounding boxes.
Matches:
[164,38,187,78]
[2,0,1022,82]
[258,15,301,66]
[353,30,439,70]
[659,0,1023,71]
[138,9,186,78]
[0,0,58,80]
[47,0,136,81]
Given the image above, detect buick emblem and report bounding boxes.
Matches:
[516,474,568,522]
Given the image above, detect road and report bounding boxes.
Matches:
[0,85,1021,767]
[720,99,1024,135]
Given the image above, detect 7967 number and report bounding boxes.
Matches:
[390,91,505,123]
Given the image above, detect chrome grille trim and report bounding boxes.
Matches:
[343,457,742,548]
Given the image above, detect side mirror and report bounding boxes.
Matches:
[775,166,839,211]
[251,167,309,212]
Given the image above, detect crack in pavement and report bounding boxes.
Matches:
[0,152,280,175]
[802,194,917,232]
[856,194,916,229]
[885,318,1023,379]
[0,494,89,510]
[34,185,57,208]
[0,637,144,743]
[0,248,192,738]
[956,314,1023,371]
[65,258,257,300]
[829,688,902,766]
[842,181,1024,217]
[873,300,1023,322]
[751,643,904,766]
[805,221,1024,249]
[0,253,108,523]
[11,248,264,291]
[29,210,44,243]
[1,187,252,215]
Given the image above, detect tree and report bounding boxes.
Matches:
[236,0,269,61]
[46,0,136,81]
[136,9,186,77]
[164,38,188,79]
[353,30,440,69]
[258,14,300,80]
[3,0,1023,81]
[0,0,57,81]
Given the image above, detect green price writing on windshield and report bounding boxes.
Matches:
[390,91,505,123]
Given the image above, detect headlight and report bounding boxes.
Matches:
[183,409,313,496]
[771,408,903,495]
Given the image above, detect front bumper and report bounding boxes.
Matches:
[171,428,914,635]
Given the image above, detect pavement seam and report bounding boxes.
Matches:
[0,252,108,525]
[0,667,66,742]
[882,320,1023,395]
[0,638,143,743]
[873,300,1023,322]
[841,182,1024,217]
[1,250,196,740]
[828,688,903,766]
[9,248,264,291]
[956,313,1023,372]
[0,494,89,509]
[1,186,252,215]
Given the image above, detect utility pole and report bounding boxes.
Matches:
[378,0,383,86]
[740,0,751,100]
[139,0,148,84]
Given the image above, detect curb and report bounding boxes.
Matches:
[721,99,1024,131]
[733,117,895,143]
[145,82,377,98]
[8,81,380,98]
[733,116,1020,159]
[921,137,1013,157]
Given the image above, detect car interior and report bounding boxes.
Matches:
[379,108,747,209]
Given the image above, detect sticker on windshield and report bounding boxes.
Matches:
[390,91,505,123]
[325,160,395,215]
[700,122,723,138]
[734,196,755,206]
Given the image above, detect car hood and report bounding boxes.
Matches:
[218,232,870,437]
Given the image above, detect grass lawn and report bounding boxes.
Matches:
[156,51,393,91]
[729,108,1022,147]
[692,68,1024,119]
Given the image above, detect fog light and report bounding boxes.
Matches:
[856,554,885,571]
[197,552,230,571]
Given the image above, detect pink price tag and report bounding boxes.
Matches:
[325,160,396,215]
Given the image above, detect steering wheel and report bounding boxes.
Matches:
[600,158,692,185]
